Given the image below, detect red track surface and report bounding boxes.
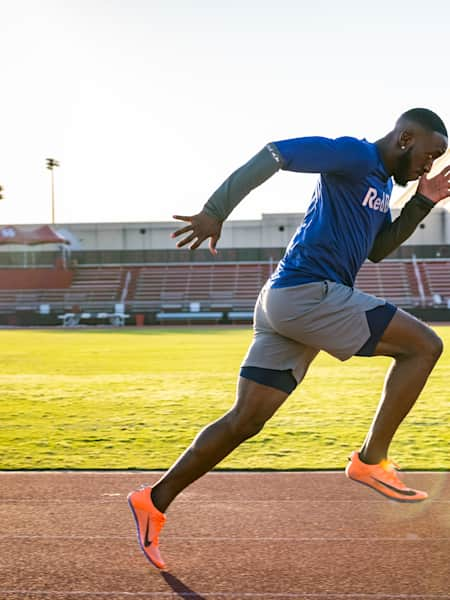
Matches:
[0,471,449,599]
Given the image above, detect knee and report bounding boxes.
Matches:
[413,331,443,364]
[429,334,444,362]
[227,410,266,441]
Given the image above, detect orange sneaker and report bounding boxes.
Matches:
[127,486,167,569]
[345,451,428,502]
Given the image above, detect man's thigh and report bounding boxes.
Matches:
[241,329,319,385]
[373,307,442,358]
[233,376,291,423]
[263,281,394,361]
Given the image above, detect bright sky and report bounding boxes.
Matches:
[0,0,449,225]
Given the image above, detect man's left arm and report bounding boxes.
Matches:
[369,165,450,262]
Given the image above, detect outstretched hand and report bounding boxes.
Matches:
[417,164,450,204]
[171,211,223,255]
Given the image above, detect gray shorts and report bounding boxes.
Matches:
[241,281,396,385]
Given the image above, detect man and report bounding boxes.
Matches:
[128,108,449,569]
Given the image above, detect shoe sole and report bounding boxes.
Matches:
[127,495,165,570]
[347,473,427,503]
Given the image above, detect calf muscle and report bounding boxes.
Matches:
[151,378,289,513]
[360,309,442,464]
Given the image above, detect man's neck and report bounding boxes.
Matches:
[374,135,396,176]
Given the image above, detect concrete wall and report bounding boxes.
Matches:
[1,207,449,252]
[392,207,448,246]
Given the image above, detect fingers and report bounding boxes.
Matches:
[190,238,204,250]
[423,164,450,182]
[176,233,217,252]
[170,212,220,252]
[436,164,450,197]
[175,233,197,248]
[171,224,194,239]
[436,164,450,178]
[171,215,194,239]
[429,165,450,186]
[172,214,192,222]
[209,236,218,256]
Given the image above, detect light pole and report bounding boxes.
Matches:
[46,158,60,224]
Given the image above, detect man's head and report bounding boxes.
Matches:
[390,108,448,186]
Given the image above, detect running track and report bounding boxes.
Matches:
[0,471,449,599]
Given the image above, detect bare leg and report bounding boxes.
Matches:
[151,377,289,513]
[359,309,443,464]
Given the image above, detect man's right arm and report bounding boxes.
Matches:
[171,144,282,253]
[202,136,374,221]
[202,144,283,222]
[172,135,377,252]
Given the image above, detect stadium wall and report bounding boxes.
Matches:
[1,207,449,256]
[0,268,72,289]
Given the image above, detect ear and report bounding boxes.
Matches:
[399,130,413,150]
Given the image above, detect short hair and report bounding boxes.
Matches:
[399,108,447,137]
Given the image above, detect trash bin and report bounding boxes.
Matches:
[135,314,145,327]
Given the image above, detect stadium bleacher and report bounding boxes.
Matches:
[132,263,272,313]
[67,266,125,311]
[354,261,414,307]
[0,259,449,325]
[421,261,450,305]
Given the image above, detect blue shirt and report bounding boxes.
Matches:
[269,136,393,288]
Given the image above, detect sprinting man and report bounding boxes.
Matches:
[128,108,449,569]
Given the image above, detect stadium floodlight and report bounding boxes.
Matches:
[46,158,60,224]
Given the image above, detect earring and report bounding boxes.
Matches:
[401,145,406,150]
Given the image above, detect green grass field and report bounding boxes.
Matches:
[0,326,449,470]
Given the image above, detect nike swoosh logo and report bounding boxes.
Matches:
[144,518,152,547]
[371,477,418,496]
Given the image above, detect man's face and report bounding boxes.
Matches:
[393,130,447,187]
